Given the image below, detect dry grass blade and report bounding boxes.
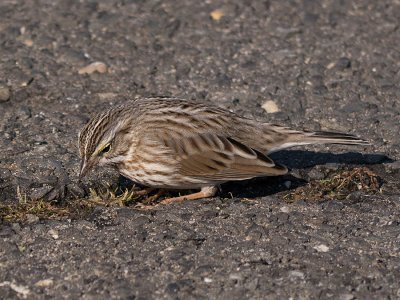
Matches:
[0,200,71,222]
[283,167,382,202]
[0,186,164,223]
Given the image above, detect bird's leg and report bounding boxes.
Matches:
[131,188,160,210]
[133,187,156,196]
[142,189,166,204]
[159,186,218,205]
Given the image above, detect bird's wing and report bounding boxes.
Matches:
[162,133,287,181]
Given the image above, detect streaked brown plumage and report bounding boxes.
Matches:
[78,97,369,204]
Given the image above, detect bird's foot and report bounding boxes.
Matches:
[159,186,218,205]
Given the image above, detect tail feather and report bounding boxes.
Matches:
[304,131,370,146]
[267,130,369,153]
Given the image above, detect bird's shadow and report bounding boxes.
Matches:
[270,150,391,170]
[219,150,392,199]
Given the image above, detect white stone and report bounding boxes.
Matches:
[261,100,280,113]
[280,206,290,213]
[313,244,330,252]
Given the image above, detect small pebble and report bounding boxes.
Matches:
[0,86,10,102]
[78,62,108,74]
[280,206,290,213]
[262,100,280,113]
[210,9,224,21]
[326,62,335,69]
[48,229,59,240]
[313,244,330,252]
[204,277,213,283]
[35,279,54,287]
[340,294,355,300]
[22,39,33,47]
[26,214,39,224]
[288,270,305,280]
[229,273,242,281]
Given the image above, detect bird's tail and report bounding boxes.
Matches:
[266,129,370,153]
[302,131,370,145]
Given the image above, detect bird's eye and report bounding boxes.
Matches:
[99,143,111,155]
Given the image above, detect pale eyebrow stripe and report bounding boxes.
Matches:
[84,113,108,157]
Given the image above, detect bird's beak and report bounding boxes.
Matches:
[79,159,93,180]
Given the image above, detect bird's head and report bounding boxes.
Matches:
[78,107,131,179]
